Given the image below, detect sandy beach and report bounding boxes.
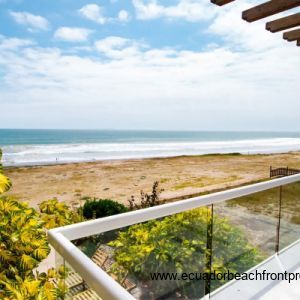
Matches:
[4,151,300,208]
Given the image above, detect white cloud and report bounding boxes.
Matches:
[208,1,283,51]
[1,0,300,130]
[0,36,34,50]
[54,27,92,42]
[9,11,49,31]
[118,10,130,22]
[1,29,300,130]
[95,36,145,59]
[79,4,131,24]
[95,36,129,52]
[79,4,106,24]
[132,0,217,21]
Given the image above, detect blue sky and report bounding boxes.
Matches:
[0,0,300,131]
[0,0,216,51]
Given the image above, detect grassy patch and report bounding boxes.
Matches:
[201,152,242,157]
[228,181,300,225]
[173,175,240,191]
[160,178,169,183]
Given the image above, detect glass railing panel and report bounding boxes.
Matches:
[52,252,68,299]
[210,186,280,292]
[72,206,213,299]
[63,261,85,299]
[53,250,99,299]
[279,181,300,251]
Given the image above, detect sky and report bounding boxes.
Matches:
[0,0,300,131]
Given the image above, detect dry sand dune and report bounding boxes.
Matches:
[4,152,300,208]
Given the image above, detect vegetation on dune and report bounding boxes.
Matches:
[82,198,128,219]
[173,175,240,191]
[228,182,300,224]
[109,207,262,298]
[128,181,165,210]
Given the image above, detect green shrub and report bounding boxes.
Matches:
[109,207,262,299]
[39,198,83,229]
[82,198,128,219]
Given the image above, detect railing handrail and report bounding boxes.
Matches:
[48,173,300,300]
[48,232,134,300]
[50,173,300,240]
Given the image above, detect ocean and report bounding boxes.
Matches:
[1,129,300,167]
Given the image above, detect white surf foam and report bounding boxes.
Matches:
[2,138,300,166]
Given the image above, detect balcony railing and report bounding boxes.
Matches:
[48,173,300,300]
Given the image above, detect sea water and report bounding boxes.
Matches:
[1,129,300,166]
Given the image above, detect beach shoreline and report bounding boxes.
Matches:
[4,151,300,208]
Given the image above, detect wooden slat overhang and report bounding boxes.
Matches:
[283,28,300,41]
[210,0,235,6]
[242,0,300,22]
[266,13,300,32]
[210,0,300,47]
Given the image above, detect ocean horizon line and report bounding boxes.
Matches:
[1,128,300,133]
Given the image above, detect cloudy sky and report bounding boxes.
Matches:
[0,0,299,131]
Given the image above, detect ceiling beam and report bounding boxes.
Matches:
[283,28,300,41]
[211,0,235,6]
[242,0,300,22]
[266,12,300,32]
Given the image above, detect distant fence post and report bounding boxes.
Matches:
[270,166,300,178]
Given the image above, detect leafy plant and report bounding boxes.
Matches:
[0,196,67,299]
[109,207,262,298]
[128,181,165,210]
[82,198,128,219]
[0,150,66,299]
[0,149,11,194]
[39,198,82,229]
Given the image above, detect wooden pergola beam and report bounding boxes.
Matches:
[211,0,235,6]
[242,0,300,22]
[266,13,300,32]
[283,28,300,41]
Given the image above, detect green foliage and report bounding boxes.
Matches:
[128,181,165,210]
[82,198,128,219]
[0,149,11,194]
[39,198,82,229]
[109,207,262,298]
[0,196,66,299]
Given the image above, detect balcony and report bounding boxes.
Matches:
[48,174,300,300]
